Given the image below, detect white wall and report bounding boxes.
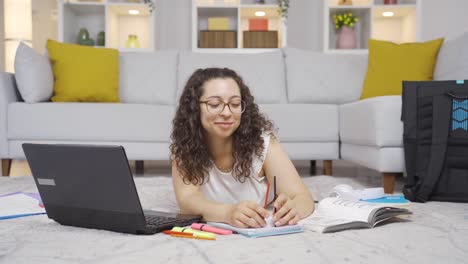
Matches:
[0,0,4,72]
[31,0,57,54]
[421,0,468,41]
[287,0,323,51]
[0,0,468,72]
[155,0,191,49]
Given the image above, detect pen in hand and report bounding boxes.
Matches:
[273,175,277,214]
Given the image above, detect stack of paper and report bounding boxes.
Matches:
[0,192,46,220]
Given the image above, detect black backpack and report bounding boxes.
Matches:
[402,80,468,203]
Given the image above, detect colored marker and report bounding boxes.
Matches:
[163,230,215,240]
[171,227,216,239]
[191,223,233,235]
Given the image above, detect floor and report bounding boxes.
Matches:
[8,159,405,191]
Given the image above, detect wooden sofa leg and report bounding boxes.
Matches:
[382,173,397,194]
[309,160,316,175]
[2,159,12,177]
[323,160,332,175]
[135,160,144,175]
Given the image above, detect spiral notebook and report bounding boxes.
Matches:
[206,222,304,238]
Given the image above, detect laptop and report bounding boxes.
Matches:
[22,143,202,235]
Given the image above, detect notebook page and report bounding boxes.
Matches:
[0,193,45,217]
[318,197,386,223]
[206,222,304,238]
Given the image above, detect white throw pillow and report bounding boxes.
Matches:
[14,42,54,103]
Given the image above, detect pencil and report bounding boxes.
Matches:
[273,176,277,214]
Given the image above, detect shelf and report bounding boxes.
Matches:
[323,0,420,52]
[118,48,154,52]
[373,4,416,17]
[62,3,105,45]
[327,0,373,7]
[66,0,106,5]
[58,0,156,51]
[193,0,285,51]
[193,48,278,53]
[328,8,371,50]
[196,0,240,7]
[107,4,153,49]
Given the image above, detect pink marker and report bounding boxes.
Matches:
[191,223,233,235]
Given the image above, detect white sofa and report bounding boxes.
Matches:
[0,49,361,177]
[2,32,466,192]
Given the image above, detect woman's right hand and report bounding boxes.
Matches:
[225,201,270,228]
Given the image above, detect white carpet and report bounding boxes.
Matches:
[0,175,467,264]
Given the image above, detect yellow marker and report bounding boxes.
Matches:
[171,227,216,239]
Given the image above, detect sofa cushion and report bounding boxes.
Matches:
[340,96,403,147]
[361,38,444,99]
[434,31,468,80]
[8,103,174,142]
[14,42,53,103]
[259,104,338,142]
[119,50,178,105]
[177,50,287,104]
[284,48,367,104]
[46,39,120,102]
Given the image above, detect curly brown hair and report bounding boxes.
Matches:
[170,68,274,185]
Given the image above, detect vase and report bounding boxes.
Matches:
[337,26,356,49]
[77,28,89,45]
[97,31,105,46]
[126,34,140,48]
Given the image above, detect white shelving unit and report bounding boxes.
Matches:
[58,0,156,51]
[192,0,287,52]
[323,0,421,54]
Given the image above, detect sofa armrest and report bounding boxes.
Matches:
[0,72,20,157]
[339,96,403,147]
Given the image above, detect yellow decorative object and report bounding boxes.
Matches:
[126,34,140,48]
[46,39,120,102]
[208,17,230,30]
[360,38,444,100]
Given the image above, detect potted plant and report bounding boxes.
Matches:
[333,12,359,49]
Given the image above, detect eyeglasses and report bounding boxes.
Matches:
[199,99,246,115]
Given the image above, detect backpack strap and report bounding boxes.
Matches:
[415,94,452,202]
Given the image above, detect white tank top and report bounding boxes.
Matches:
[200,133,271,205]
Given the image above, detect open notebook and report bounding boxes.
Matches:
[206,222,304,238]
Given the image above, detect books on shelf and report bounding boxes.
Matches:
[0,192,46,220]
[300,197,412,233]
[206,221,304,238]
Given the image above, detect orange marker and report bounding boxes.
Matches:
[162,230,216,240]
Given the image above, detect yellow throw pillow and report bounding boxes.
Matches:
[46,39,120,102]
[361,38,444,100]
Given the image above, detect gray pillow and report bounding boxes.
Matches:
[14,42,54,103]
[434,31,468,80]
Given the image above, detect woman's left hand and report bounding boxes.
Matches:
[272,193,301,226]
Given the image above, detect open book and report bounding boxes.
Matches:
[206,221,304,238]
[300,197,412,233]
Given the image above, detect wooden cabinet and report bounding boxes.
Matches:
[199,31,237,48]
[243,31,278,48]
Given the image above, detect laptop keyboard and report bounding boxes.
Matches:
[145,215,178,226]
